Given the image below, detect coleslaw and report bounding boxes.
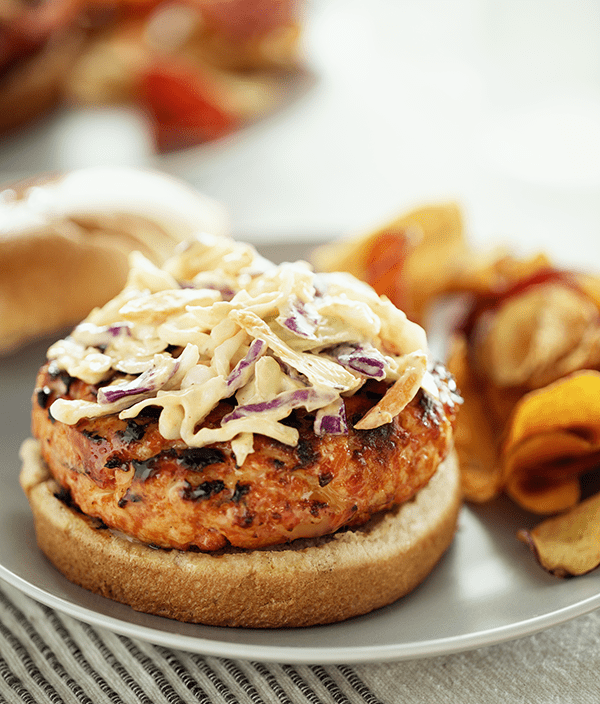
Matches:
[48,233,431,465]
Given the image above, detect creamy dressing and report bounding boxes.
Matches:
[48,233,433,465]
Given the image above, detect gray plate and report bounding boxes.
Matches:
[1,242,600,664]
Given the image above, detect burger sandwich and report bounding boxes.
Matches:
[21,229,461,627]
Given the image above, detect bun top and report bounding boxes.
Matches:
[1,166,229,259]
[47,231,435,465]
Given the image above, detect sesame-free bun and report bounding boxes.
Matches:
[20,438,460,628]
[0,167,229,355]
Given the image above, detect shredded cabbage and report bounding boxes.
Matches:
[48,235,429,463]
[314,398,348,435]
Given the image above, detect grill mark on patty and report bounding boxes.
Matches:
[231,482,251,503]
[132,457,159,481]
[318,471,333,487]
[118,420,147,444]
[310,500,328,517]
[180,479,226,501]
[105,454,128,469]
[82,429,104,443]
[36,386,52,409]
[177,447,226,471]
[354,420,396,457]
[294,437,320,469]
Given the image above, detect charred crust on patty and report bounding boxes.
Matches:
[81,429,104,443]
[318,471,333,487]
[180,479,226,502]
[118,420,147,444]
[231,482,251,503]
[36,386,52,409]
[177,447,226,470]
[293,437,320,470]
[104,454,127,470]
[131,457,159,481]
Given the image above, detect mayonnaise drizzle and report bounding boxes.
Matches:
[48,234,430,465]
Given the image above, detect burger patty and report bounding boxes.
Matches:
[32,361,460,551]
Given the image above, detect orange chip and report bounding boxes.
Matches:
[450,251,553,300]
[503,431,600,483]
[499,372,600,514]
[312,202,467,323]
[517,490,600,576]
[577,272,600,311]
[506,449,600,514]
[471,282,600,390]
[503,371,600,454]
[506,473,581,515]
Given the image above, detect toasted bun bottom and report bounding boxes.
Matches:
[20,438,461,628]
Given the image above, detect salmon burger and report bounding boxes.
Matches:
[21,232,461,627]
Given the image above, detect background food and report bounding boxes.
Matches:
[0,0,303,152]
[0,166,229,354]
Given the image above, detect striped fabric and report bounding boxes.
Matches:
[1,578,600,704]
[0,581,386,704]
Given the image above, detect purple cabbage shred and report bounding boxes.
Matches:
[279,298,320,339]
[222,387,335,424]
[314,399,348,435]
[328,343,387,380]
[226,339,266,391]
[97,358,176,405]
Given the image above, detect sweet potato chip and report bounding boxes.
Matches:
[465,252,552,295]
[503,371,600,454]
[503,431,600,483]
[312,202,467,323]
[577,272,600,310]
[496,372,600,514]
[507,449,600,515]
[446,335,503,502]
[506,473,581,515]
[517,490,600,576]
